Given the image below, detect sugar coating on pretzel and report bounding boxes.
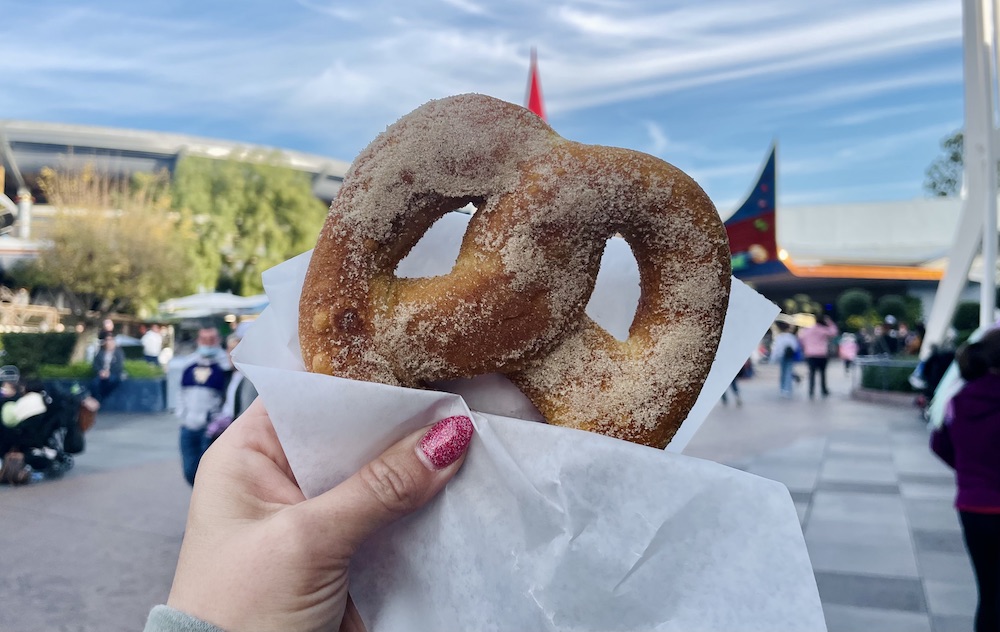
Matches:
[299,93,731,448]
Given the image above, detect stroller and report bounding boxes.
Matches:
[0,366,93,485]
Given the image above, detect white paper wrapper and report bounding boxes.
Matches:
[234,212,826,631]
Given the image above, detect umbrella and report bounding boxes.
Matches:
[774,313,817,328]
[159,292,268,318]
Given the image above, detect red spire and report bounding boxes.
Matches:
[525,47,547,121]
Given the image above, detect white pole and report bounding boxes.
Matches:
[923,0,991,357]
[986,0,1000,326]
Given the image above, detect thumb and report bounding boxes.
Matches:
[298,414,474,557]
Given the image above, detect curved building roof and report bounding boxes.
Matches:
[0,119,351,203]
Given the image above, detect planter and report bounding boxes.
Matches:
[855,357,919,393]
[43,377,167,413]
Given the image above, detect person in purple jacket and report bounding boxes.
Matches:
[931,328,1000,632]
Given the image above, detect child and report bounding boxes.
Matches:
[930,328,1000,632]
[838,332,859,374]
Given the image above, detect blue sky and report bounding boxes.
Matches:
[3,0,962,214]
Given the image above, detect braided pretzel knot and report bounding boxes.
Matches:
[299,94,731,448]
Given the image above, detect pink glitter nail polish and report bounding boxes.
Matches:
[418,415,474,470]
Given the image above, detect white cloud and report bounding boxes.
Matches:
[440,0,491,17]
[643,121,668,154]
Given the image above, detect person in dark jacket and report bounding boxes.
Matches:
[930,328,1000,632]
[91,336,126,402]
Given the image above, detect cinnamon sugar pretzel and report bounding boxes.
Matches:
[299,94,730,448]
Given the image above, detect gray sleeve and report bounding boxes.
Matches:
[143,605,226,632]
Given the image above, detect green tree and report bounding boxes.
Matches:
[171,153,327,294]
[924,130,1000,197]
[17,166,199,320]
[836,288,873,331]
[924,132,963,197]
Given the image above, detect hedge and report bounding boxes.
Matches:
[0,332,78,376]
[37,360,164,380]
[859,361,919,393]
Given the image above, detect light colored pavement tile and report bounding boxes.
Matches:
[745,462,819,493]
[810,491,909,528]
[915,551,976,585]
[904,499,963,532]
[823,604,931,632]
[820,458,899,485]
[900,482,957,501]
[806,518,911,547]
[807,540,919,577]
[894,451,954,477]
[760,437,828,463]
[923,580,978,617]
[827,441,894,458]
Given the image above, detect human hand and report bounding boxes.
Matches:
[166,399,473,632]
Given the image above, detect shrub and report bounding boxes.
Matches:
[37,362,93,379]
[0,332,78,376]
[859,360,919,392]
[123,360,164,378]
[953,301,980,334]
[37,359,163,379]
[838,289,873,319]
[876,294,908,322]
[837,289,874,331]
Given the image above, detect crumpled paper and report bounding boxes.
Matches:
[233,212,826,631]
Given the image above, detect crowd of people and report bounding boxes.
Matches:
[761,313,928,400]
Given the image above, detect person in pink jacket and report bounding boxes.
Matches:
[798,315,839,398]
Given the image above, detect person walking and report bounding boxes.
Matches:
[838,333,859,375]
[141,324,164,365]
[176,327,228,486]
[770,321,800,399]
[204,331,258,446]
[930,328,1000,632]
[799,314,839,398]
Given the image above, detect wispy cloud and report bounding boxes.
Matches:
[772,67,961,113]
[643,121,668,155]
[829,102,952,127]
[440,0,492,17]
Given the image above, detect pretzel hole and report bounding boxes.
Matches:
[585,237,640,342]
[396,204,480,278]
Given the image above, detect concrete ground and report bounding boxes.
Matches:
[0,362,975,632]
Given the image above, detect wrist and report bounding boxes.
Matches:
[145,605,226,632]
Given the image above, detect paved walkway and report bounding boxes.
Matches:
[0,362,975,631]
[686,363,974,632]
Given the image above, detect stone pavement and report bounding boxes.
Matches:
[686,363,975,632]
[0,362,976,631]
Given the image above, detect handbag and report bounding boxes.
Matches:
[78,397,100,433]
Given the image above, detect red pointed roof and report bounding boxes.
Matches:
[525,48,546,121]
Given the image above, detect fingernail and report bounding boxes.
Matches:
[417,415,474,470]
